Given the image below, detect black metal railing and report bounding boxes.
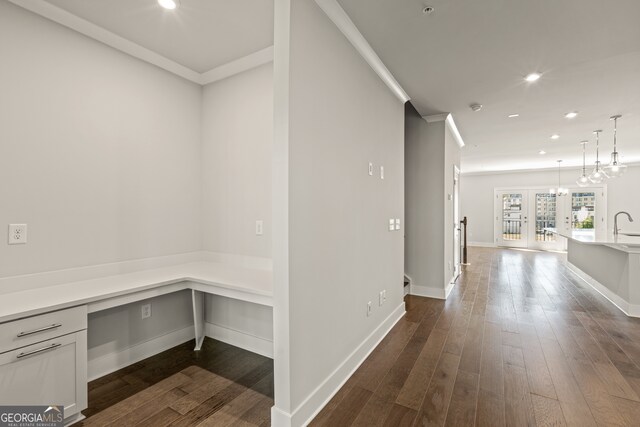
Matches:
[502,219,522,240]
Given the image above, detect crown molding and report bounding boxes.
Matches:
[423,113,465,148]
[9,0,201,83]
[9,0,273,86]
[461,162,640,176]
[201,46,274,85]
[314,0,410,104]
[423,113,448,123]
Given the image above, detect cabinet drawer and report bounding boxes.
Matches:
[0,331,88,418]
[0,305,87,353]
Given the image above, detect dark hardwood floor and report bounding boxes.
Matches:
[311,246,640,426]
[76,337,273,426]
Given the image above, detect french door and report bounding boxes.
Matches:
[557,189,607,242]
[496,191,529,248]
[494,187,606,250]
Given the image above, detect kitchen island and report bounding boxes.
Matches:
[557,230,640,317]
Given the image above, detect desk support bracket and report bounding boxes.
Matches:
[192,290,205,351]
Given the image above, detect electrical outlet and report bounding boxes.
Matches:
[141,304,151,319]
[382,290,386,304]
[8,224,27,245]
[367,301,372,317]
[368,162,373,176]
[255,220,263,236]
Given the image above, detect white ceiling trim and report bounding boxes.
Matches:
[9,0,273,86]
[460,162,640,176]
[424,113,448,123]
[201,46,273,85]
[423,113,465,148]
[9,0,201,83]
[314,0,410,104]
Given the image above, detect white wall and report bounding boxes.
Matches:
[0,1,203,380]
[0,1,202,278]
[404,108,461,297]
[404,107,445,292]
[444,125,461,284]
[201,63,273,259]
[87,290,194,378]
[201,63,274,356]
[460,165,640,244]
[273,0,405,423]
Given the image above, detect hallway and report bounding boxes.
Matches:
[311,247,640,426]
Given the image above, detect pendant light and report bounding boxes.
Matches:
[588,130,607,183]
[576,141,590,187]
[550,160,568,196]
[604,115,627,178]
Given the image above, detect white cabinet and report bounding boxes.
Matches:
[0,306,87,422]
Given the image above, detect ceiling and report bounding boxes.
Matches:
[20,1,640,174]
[338,0,640,173]
[44,0,274,73]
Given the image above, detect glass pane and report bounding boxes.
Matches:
[502,194,523,240]
[535,193,556,242]
[571,192,595,237]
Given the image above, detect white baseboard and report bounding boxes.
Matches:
[88,321,274,381]
[271,302,406,427]
[205,322,273,359]
[88,325,195,381]
[410,284,446,299]
[468,241,497,248]
[271,406,292,427]
[410,277,457,300]
[445,277,457,299]
[566,262,640,317]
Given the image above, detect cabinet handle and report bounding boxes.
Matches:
[16,343,62,359]
[17,323,62,337]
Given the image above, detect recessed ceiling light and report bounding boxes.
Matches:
[550,134,560,140]
[470,103,483,112]
[525,73,541,82]
[158,0,178,10]
[539,150,547,155]
[565,111,578,119]
[508,114,520,118]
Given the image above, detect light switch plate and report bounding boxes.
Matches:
[389,219,395,231]
[368,162,373,176]
[395,219,400,230]
[255,220,263,236]
[8,224,27,245]
[380,166,384,179]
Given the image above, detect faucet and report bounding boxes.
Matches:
[614,211,634,235]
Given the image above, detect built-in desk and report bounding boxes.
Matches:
[0,261,273,424]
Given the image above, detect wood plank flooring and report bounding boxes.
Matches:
[75,337,273,426]
[311,246,640,426]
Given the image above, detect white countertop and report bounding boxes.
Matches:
[0,262,273,323]
[554,229,640,253]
